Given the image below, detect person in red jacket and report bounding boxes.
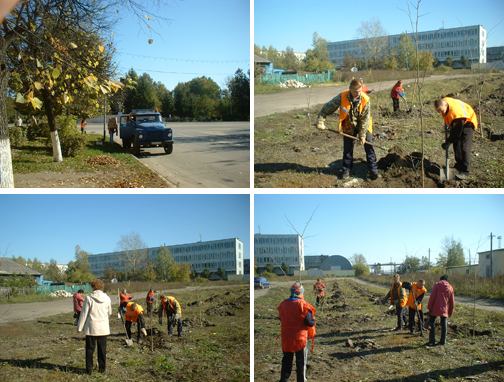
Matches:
[146,288,156,315]
[278,282,316,382]
[391,81,405,112]
[119,289,134,314]
[427,275,454,346]
[73,289,85,325]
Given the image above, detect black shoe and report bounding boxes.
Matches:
[342,172,350,179]
[368,171,382,180]
[392,327,401,331]
[425,342,437,346]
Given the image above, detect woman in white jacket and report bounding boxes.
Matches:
[77,279,112,375]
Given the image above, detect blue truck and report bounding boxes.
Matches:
[119,110,173,156]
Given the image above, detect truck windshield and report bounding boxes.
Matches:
[135,115,162,123]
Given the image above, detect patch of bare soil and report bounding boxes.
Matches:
[254,280,504,382]
[255,75,504,188]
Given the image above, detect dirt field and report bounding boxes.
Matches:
[0,285,249,381]
[254,74,504,188]
[254,278,504,381]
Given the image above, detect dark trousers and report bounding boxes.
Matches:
[453,126,474,173]
[125,314,145,340]
[167,314,183,336]
[396,305,408,329]
[429,315,447,345]
[280,345,308,382]
[147,302,153,315]
[408,307,424,332]
[85,335,107,374]
[342,131,377,173]
[392,97,400,111]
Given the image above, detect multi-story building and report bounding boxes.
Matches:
[327,25,487,68]
[254,234,304,274]
[88,238,244,280]
[487,46,504,62]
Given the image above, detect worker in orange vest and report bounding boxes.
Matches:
[158,295,183,337]
[391,80,405,112]
[402,279,427,334]
[434,97,478,180]
[278,282,316,382]
[360,78,374,94]
[315,78,381,180]
[80,118,87,134]
[124,302,147,344]
[382,273,408,331]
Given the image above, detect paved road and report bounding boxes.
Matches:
[86,121,250,188]
[254,73,482,118]
[254,278,504,313]
[0,284,245,324]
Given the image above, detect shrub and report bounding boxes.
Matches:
[9,125,27,147]
[437,66,453,71]
[56,115,87,157]
[27,121,49,141]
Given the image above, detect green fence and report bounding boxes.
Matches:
[261,71,334,85]
[36,284,92,295]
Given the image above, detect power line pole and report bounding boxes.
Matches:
[490,232,495,278]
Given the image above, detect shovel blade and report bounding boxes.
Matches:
[440,166,456,181]
[125,339,133,347]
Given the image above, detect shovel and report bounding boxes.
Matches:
[416,306,424,336]
[327,129,389,151]
[402,97,413,113]
[440,124,456,181]
[119,311,134,347]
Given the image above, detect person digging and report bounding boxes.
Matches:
[316,78,381,180]
[158,295,183,337]
[434,97,478,180]
[401,279,427,335]
[124,302,147,345]
[382,273,408,331]
[313,278,326,307]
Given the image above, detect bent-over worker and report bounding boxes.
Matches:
[124,302,147,345]
[402,279,427,334]
[434,97,478,180]
[158,295,183,337]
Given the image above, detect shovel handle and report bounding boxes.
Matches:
[327,129,389,151]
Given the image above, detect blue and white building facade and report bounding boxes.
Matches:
[254,234,305,274]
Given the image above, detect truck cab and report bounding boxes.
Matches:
[119,110,173,156]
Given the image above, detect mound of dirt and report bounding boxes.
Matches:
[85,155,122,166]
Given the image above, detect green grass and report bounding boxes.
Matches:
[0,293,61,304]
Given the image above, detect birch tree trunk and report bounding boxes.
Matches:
[0,58,14,187]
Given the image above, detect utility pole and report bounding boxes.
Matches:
[490,232,495,278]
[428,248,430,273]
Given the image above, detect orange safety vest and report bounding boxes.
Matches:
[406,282,427,310]
[442,97,478,130]
[125,302,144,322]
[391,83,403,99]
[146,292,155,304]
[362,84,369,94]
[391,282,408,308]
[339,90,373,134]
[278,298,316,353]
[163,296,181,314]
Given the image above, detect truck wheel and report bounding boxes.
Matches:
[133,138,140,156]
[164,143,173,154]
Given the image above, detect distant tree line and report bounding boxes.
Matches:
[110,68,250,121]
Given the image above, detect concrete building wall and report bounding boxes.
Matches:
[89,238,244,279]
[327,25,486,68]
[254,234,304,273]
[478,248,504,278]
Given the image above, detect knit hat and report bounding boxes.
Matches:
[290,282,304,297]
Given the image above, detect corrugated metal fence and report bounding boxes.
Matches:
[261,71,333,85]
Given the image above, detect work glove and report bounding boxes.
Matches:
[441,141,451,150]
[359,135,366,145]
[316,118,327,130]
[175,313,182,321]
[141,328,147,337]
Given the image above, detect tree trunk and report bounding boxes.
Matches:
[41,89,63,162]
[0,63,14,187]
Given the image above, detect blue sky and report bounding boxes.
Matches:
[254,0,504,53]
[110,0,250,91]
[0,194,250,264]
[254,194,504,268]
